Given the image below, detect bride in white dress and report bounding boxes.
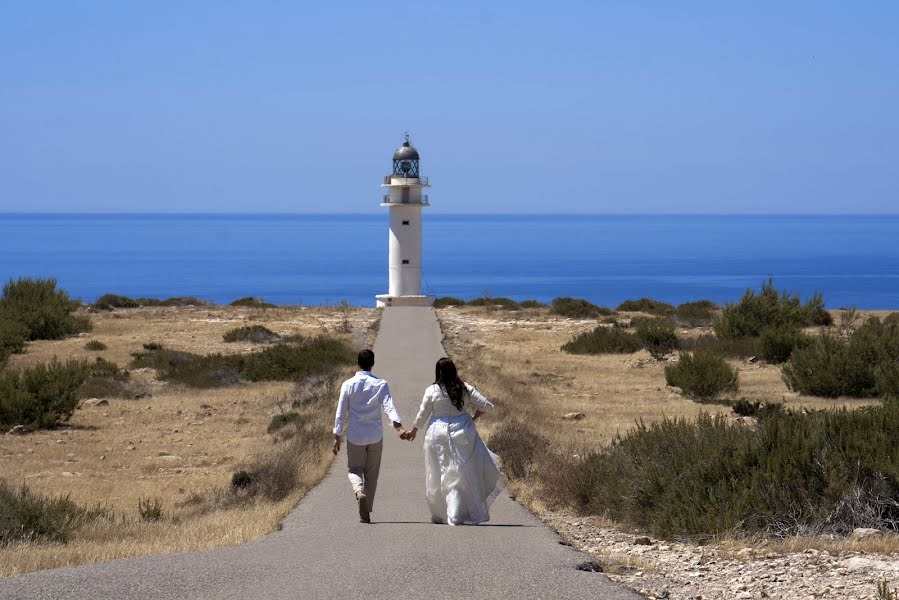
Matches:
[406,358,504,525]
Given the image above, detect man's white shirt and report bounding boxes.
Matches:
[333,371,402,446]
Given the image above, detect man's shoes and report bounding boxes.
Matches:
[356,491,370,524]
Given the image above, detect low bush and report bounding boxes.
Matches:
[242,336,356,382]
[566,401,899,539]
[93,294,139,310]
[759,326,811,364]
[131,346,242,388]
[433,297,466,308]
[561,326,642,355]
[676,300,718,327]
[0,481,104,545]
[230,297,276,309]
[732,398,784,419]
[0,359,91,431]
[664,350,739,402]
[783,318,899,398]
[84,340,107,351]
[267,411,307,434]
[466,297,521,310]
[486,420,550,480]
[0,317,27,366]
[135,296,211,307]
[131,336,355,388]
[635,318,679,359]
[715,279,832,339]
[520,299,548,309]
[223,325,281,344]
[137,498,163,522]
[680,334,761,359]
[0,277,91,341]
[77,358,140,399]
[551,297,615,319]
[617,298,677,316]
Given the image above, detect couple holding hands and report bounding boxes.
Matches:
[332,350,504,525]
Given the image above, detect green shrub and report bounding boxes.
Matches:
[665,350,738,402]
[487,420,550,480]
[676,300,718,327]
[135,296,211,307]
[520,299,548,309]
[759,326,811,364]
[267,411,307,434]
[93,294,139,310]
[137,498,163,522]
[466,297,521,310]
[732,398,784,419]
[223,325,281,344]
[84,340,107,351]
[782,319,898,398]
[884,313,899,327]
[551,297,615,319]
[562,326,642,355]
[0,277,91,341]
[230,297,276,309]
[617,298,677,316]
[680,334,761,359]
[875,361,899,400]
[131,336,354,388]
[0,359,91,430]
[0,317,27,366]
[77,358,137,399]
[0,481,104,545]
[566,401,899,539]
[635,318,679,359]
[242,337,356,382]
[715,279,831,339]
[433,296,466,308]
[131,347,242,388]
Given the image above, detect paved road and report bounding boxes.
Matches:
[0,307,641,600]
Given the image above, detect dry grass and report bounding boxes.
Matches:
[437,305,896,554]
[0,305,378,577]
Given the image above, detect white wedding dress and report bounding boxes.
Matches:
[413,383,504,525]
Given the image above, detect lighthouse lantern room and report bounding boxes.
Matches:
[375,134,435,308]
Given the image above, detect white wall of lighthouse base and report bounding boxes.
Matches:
[375,294,435,308]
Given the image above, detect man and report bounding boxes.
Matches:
[333,349,407,523]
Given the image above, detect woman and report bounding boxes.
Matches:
[406,358,504,525]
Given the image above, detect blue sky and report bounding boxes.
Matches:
[0,1,896,214]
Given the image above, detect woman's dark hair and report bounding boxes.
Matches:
[435,357,466,410]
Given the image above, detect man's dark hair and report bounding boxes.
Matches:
[357,349,375,371]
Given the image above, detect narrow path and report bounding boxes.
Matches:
[0,307,640,600]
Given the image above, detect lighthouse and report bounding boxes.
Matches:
[375,134,435,308]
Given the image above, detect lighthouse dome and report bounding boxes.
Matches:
[393,140,419,161]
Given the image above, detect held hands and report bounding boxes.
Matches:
[394,423,417,442]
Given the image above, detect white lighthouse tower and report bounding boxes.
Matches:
[375,134,435,308]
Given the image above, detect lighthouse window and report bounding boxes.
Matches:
[402,259,410,265]
[402,220,410,225]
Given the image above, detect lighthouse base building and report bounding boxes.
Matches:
[375,135,435,308]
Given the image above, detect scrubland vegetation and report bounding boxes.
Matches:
[438,281,899,552]
[0,282,373,576]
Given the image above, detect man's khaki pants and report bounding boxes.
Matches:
[346,439,383,512]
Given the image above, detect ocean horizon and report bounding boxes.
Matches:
[1,213,897,309]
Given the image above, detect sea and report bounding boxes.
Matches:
[1,214,897,309]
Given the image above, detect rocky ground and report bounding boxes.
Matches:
[548,512,899,600]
